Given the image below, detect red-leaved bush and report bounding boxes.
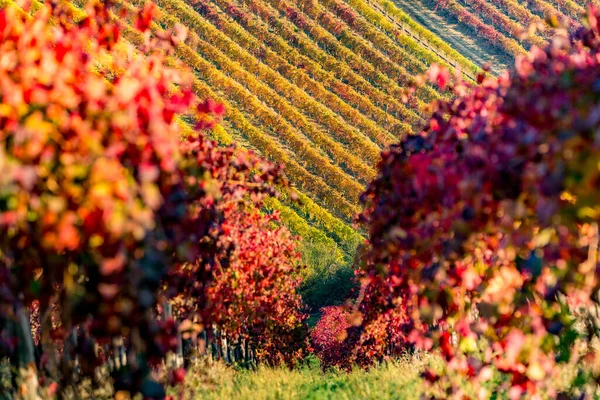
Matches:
[311,306,351,369]
[311,300,407,370]
[0,3,200,394]
[168,207,309,367]
[358,6,600,398]
[0,1,305,396]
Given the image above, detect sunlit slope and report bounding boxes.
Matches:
[7,0,584,260]
[394,0,588,72]
[104,0,475,255]
[108,0,368,256]
[137,0,480,226]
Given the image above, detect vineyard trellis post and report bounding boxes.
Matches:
[161,302,183,369]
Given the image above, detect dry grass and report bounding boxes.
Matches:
[171,353,432,400]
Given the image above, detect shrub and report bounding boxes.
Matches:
[358,5,600,397]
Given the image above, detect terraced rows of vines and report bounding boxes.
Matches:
[43,0,592,258]
[137,0,583,258]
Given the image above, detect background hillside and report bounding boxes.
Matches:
[2,0,583,308]
[122,0,582,310]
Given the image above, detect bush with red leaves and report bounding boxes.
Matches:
[311,300,407,370]
[358,6,600,397]
[168,207,309,367]
[0,1,289,395]
[311,306,351,369]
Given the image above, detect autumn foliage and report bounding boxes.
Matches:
[310,306,351,369]
[167,207,309,367]
[311,298,407,370]
[0,1,307,396]
[205,209,309,366]
[358,6,600,397]
[0,4,202,391]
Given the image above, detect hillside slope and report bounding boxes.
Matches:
[132,0,585,258]
[391,0,510,73]
[4,0,583,260]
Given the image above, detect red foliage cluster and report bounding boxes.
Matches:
[166,196,309,367]
[330,0,356,27]
[164,138,283,308]
[310,306,351,369]
[225,3,250,25]
[285,6,310,31]
[205,209,309,365]
[311,299,407,370]
[349,280,408,367]
[358,6,600,397]
[0,3,198,378]
[0,1,306,395]
[160,131,307,368]
[320,12,345,36]
[436,0,506,44]
[187,0,222,29]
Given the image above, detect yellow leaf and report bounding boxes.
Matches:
[0,104,12,117]
[90,182,112,198]
[526,362,545,381]
[532,228,554,248]
[578,206,600,219]
[90,234,104,247]
[459,337,477,353]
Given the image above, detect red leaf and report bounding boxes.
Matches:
[135,2,155,32]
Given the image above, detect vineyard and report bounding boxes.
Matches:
[1,0,600,398]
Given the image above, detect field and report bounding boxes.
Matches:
[1,0,600,399]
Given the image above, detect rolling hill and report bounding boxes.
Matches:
[140,0,583,260]
[1,0,587,262]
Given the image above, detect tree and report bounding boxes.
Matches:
[0,1,290,395]
[358,6,600,397]
[203,209,309,366]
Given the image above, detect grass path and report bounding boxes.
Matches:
[171,352,580,399]
[173,356,429,400]
[392,0,511,74]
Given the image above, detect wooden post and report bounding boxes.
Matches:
[161,302,182,368]
[214,328,221,360]
[104,344,114,372]
[234,341,242,363]
[176,327,183,368]
[222,334,229,364]
[14,304,40,399]
[12,308,41,400]
[15,305,36,369]
[113,337,123,370]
